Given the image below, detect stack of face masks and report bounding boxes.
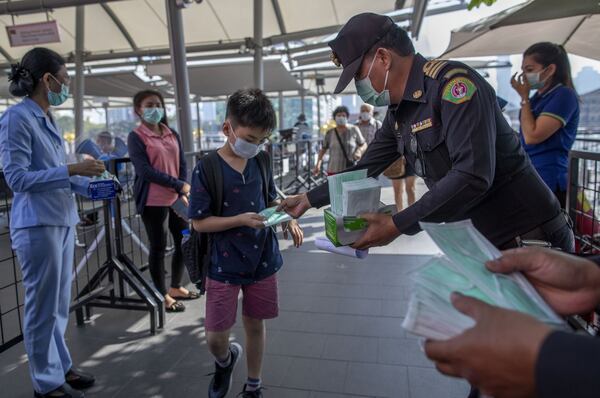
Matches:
[327,169,368,215]
[259,206,293,228]
[402,220,565,341]
[342,177,381,217]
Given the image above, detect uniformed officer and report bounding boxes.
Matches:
[0,48,102,398]
[278,13,574,252]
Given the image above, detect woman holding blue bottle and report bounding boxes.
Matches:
[0,48,103,398]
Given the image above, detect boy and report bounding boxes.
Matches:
[189,89,303,398]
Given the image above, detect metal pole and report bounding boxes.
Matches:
[299,71,305,115]
[316,91,321,134]
[103,102,109,130]
[74,5,84,140]
[253,0,264,89]
[166,0,194,152]
[278,91,284,130]
[196,100,201,151]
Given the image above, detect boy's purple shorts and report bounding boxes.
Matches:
[204,274,279,332]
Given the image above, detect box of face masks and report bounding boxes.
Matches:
[323,170,391,246]
[88,171,121,200]
[323,205,396,247]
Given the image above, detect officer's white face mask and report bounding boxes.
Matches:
[355,54,391,107]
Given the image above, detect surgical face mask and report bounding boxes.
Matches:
[355,55,391,107]
[142,107,164,125]
[525,67,547,90]
[47,74,69,107]
[335,116,348,126]
[419,220,564,322]
[229,123,261,159]
[360,112,371,122]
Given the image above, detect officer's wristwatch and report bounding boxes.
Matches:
[520,99,530,106]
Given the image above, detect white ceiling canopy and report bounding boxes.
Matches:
[0,0,402,64]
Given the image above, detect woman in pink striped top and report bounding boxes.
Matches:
[128,90,199,313]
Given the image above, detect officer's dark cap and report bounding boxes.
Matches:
[328,13,410,94]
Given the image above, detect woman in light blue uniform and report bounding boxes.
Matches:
[0,48,105,398]
[512,42,580,208]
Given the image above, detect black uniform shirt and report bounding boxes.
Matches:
[307,53,561,247]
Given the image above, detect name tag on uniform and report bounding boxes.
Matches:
[88,179,118,200]
[411,118,433,133]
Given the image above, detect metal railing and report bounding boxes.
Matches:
[0,143,323,354]
[568,148,600,254]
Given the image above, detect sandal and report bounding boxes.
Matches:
[166,301,186,312]
[171,291,201,300]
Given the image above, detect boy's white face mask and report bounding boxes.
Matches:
[228,122,262,159]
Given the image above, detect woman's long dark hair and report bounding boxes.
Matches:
[8,47,65,97]
[133,89,169,126]
[524,42,575,91]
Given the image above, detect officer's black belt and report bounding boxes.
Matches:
[501,211,569,250]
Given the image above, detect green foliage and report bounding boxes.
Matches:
[467,0,498,10]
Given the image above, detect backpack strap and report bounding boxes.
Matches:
[200,151,223,216]
[255,150,273,204]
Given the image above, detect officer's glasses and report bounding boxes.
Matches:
[410,134,426,178]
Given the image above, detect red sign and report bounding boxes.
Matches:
[6,21,61,47]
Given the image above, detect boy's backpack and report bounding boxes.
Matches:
[182,150,272,294]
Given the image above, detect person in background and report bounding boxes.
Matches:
[314,105,367,175]
[0,47,102,398]
[190,89,303,398]
[356,103,381,145]
[512,42,580,208]
[384,157,417,212]
[128,90,199,313]
[96,131,114,154]
[373,110,382,122]
[425,246,600,398]
[293,113,311,140]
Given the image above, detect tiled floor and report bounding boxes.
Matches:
[1,185,469,397]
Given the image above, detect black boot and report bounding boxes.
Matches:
[34,383,84,398]
[65,368,96,390]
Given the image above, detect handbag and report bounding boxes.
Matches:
[383,157,406,179]
[333,128,356,168]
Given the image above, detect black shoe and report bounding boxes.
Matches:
[208,342,243,398]
[34,383,84,398]
[65,368,95,390]
[238,385,265,397]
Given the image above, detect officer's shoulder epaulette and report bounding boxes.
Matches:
[443,67,469,80]
[423,59,449,79]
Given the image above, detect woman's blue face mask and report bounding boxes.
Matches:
[47,74,69,107]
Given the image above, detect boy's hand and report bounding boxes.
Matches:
[283,219,304,248]
[236,212,266,229]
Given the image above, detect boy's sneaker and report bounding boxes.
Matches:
[238,385,264,398]
[208,342,243,398]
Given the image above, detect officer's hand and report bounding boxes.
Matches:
[424,293,551,398]
[511,72,531,100]
[68,159,105,177]
[486,247,600,316]
[351,213,400,250]
[277,193,312,219]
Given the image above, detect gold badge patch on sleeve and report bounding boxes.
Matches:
[442,77,477,104]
